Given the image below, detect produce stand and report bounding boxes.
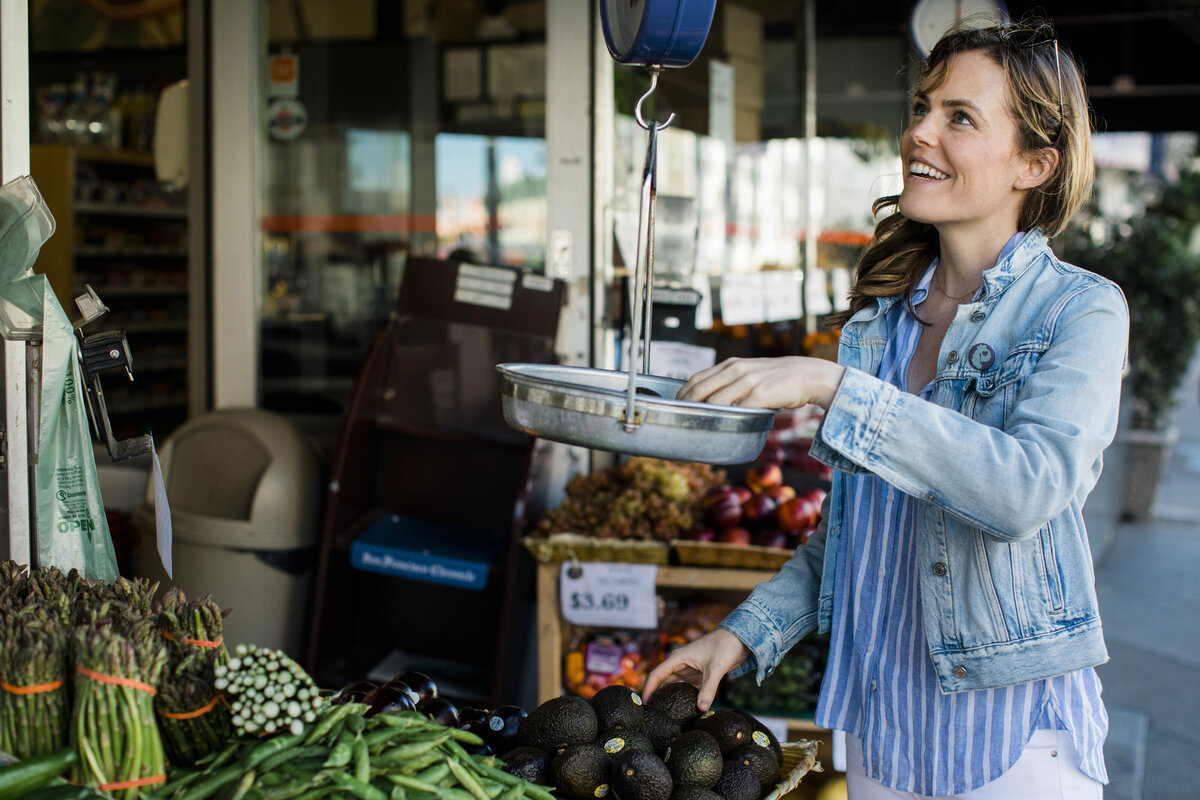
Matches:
[531,557,834,779]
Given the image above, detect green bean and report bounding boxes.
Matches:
[323,729,355,769]
[497,784,524,800]
[243,732,306,771]
[413,762,452,785]
[446,728,485,746]
[174,764,244,800]
[229,769,257,800]
[327,770,389,800]
[456,757,556,800]
[445,758,491,800]
[302,704,363,747]
[354,733,371,784]
[258,745,330,775]
[385,774,444,795]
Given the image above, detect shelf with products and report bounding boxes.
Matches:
[31,143,189,441]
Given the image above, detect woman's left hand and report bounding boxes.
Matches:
[678,356,846,410]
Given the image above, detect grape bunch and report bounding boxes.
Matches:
[533,458,726,541]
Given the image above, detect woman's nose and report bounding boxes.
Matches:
[907,115,937,148]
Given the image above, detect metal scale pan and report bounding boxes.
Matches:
[497,0,775,465]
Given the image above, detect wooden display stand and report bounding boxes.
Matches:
[534,560,835,771]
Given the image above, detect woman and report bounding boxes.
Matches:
[644,18,1126,800]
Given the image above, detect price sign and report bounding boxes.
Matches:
[560,562,658,629]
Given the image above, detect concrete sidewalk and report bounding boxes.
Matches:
[1097,355,1200,800]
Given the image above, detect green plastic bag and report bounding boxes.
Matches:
[0,176,118,581]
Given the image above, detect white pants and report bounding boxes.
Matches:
[845,730,1104,800]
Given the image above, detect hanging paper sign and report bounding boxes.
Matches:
[560,561,658,629]
[267,99,307,141]
[268,54,299,98]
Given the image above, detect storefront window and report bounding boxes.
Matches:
[259,2,547,417]
[609,6,905,373]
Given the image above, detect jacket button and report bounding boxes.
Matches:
[970,310,986,322]
[933,562,947,576]
[953,666,967,678]
[946,351,959,365]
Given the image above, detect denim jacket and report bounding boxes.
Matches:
[720,229,1129,694]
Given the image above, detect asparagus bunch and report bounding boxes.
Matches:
[0,601,71,758]
[71,618,169,799]
[155,652,233,767]
[213,643,323,737]
[157,587,230,665]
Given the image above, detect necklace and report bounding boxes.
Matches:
[933,268,980,303]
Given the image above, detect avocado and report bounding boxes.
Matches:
[611,750,674,800]
[501,746,551,785]
[639,708,682,757]
[551,743,613,800]
[711,761,760,800]
[646,682,702,728]
[662,729,723,789]
[600,731,657,758]
[730,743,780,790]
[670,788,723,800]
[734,712,783,767]
[517,695,599,752]
[591,685,645,732]
[691,710,751,756]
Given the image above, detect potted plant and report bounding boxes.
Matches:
[1061,169,1200,520]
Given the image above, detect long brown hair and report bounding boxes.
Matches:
[827,17,1094,327]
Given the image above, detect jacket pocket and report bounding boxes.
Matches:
[1038,523,1067,613]
[961,374,1008,428]
[971,530,1012,640]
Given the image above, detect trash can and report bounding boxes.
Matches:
[136,408,321,659]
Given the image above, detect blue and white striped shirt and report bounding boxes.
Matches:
[812,248,1109,795]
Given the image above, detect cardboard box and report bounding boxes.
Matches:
[736,106,761,143]
[731,55,764,110]
[710,3,764,59]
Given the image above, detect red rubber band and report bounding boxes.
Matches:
[157,694,226,720]
[75,665,157,695]
[1,678,65,695]
[97,774,167,791]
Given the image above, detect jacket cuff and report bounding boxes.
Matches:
[816,366,899,468]
[718,608,780,684]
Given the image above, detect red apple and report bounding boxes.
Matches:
[733,485,752,504]
[753,528,789,549]
[683,526,716,543]
[717,527,752,546]
[742,492,782,528]
[746,461,784,493]
[765,484,796,503]
[776,496,812,532]
[702,490,743,529]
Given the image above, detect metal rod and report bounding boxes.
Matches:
[625,122,658,430]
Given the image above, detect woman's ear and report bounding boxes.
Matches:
[1016,147,1060,190]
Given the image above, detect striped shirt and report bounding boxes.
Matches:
[812,249,1109,795]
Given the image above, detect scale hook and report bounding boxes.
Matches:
[635,67,676,132]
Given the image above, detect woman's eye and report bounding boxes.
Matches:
[951,110,974,126]
[910,103,929,119]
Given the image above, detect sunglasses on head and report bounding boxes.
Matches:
[989,24,1064,145]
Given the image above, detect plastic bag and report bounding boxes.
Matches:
[0,176,118,580]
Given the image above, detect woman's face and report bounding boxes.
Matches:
[898,50,1031,237]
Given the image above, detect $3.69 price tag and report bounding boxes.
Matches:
[559,561,658,629]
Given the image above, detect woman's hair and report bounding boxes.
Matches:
[828,16,1094,327]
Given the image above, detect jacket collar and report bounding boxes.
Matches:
[845,227,1051,328]
[978,228,1049,301]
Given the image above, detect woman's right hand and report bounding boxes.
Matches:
[642,628,750,712]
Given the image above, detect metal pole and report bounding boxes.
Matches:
[802,0,819,336]
[0,0,32,566]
